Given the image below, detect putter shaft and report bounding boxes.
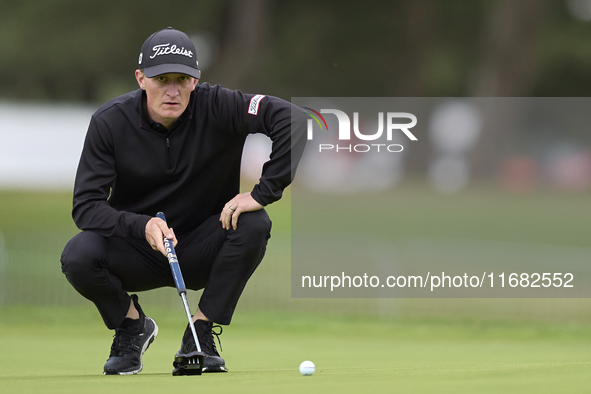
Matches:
[156,212,205,373]
[181,293,202,353]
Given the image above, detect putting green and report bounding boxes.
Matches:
[1,189,591,393]
[1,306,590,394]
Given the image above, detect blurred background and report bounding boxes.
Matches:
[2,0,591,323]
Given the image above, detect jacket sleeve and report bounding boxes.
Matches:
[212,88,308,206]
[72,116,151,238]
[251,96,308,206]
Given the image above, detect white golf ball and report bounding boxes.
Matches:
[299,360,315,375]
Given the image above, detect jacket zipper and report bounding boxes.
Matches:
[166,137,172,171]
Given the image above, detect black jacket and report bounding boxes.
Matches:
[72,83,306,238]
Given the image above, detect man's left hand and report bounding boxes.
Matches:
[220,192,264,230]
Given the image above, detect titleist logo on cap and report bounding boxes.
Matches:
[138,28,201,78]
[150,43,193,59]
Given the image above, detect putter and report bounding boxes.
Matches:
[156,212,205,376]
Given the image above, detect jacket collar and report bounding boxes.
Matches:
[136,89,195,133]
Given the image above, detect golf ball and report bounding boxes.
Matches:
[299,360,315,375]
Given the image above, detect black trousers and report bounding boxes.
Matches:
[60,210,271,329]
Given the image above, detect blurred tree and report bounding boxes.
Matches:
[469,0,549,177]
[0,0,226,102]
[211,0,269,92]
[470,0,548,96]
[2,0,591,104]
[397,0,436,96]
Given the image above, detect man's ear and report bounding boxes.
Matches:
[191,78,199,91]
[135,69,146,90]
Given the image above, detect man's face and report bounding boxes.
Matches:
[135,70,198,128]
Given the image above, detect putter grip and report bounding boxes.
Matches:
[156,212,187,295]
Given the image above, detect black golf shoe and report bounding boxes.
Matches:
[103,295,158,375]
[173,320,227,374]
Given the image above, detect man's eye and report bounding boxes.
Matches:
[179,76,188,82]
[157,76,166,82]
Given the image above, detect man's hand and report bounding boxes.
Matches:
[145,217,178,256]
[220,192,264,230]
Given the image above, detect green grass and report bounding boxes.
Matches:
[1,306,590,394]
[1,188,591,319]
[1,188,591,392]
[292,184,591,247]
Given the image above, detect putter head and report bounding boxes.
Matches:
[172,351,205,376]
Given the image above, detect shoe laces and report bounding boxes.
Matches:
[109,327,141,357]
[198,324,224,355]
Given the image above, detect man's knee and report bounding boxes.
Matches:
[61,231,108,283]
[234,209,272,244]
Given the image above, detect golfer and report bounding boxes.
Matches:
[60,27,306,375]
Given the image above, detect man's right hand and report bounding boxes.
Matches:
[145,217,178,257]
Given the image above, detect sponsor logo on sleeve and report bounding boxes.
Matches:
[248,94,266,115]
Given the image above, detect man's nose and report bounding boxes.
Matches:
[166,82,180,97]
